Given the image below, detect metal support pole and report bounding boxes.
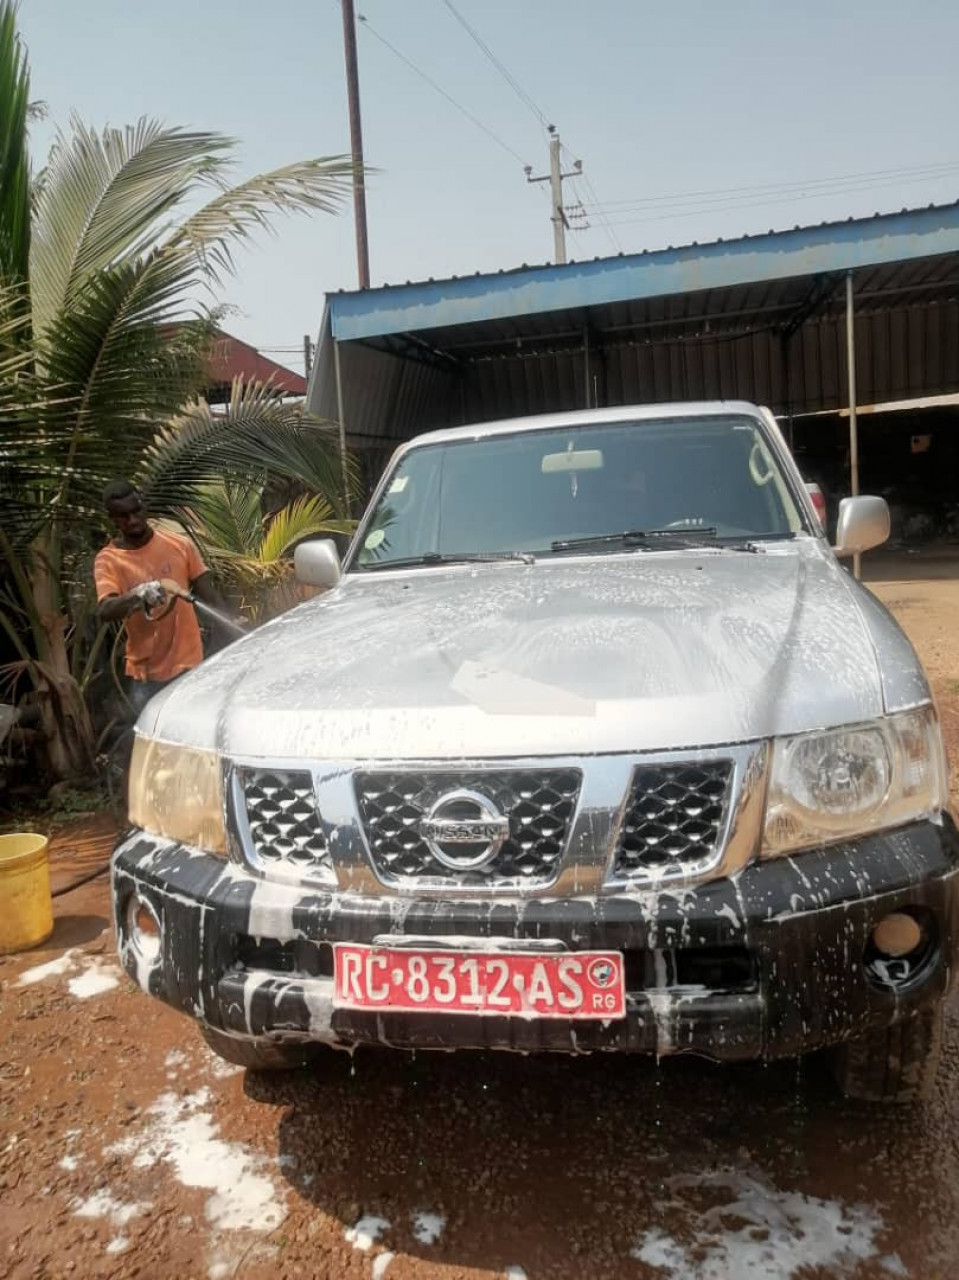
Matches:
[583,328,590,408]
[341,0,370,289]
[845,270,860,578]
[549,132,566,266]
[780,333,793,447]
[333,338,351,517]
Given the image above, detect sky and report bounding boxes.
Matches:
[17,0,959,377]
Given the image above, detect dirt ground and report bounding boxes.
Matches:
[4,563,959,1280]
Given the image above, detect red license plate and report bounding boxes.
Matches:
[333,945,625,1020]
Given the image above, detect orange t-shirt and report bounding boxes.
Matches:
[94,527,207,683]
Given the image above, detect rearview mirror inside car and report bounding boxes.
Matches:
[541,448,604,474]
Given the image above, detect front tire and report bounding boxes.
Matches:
[200,1025,316,1071]
[830,1004,944,1103]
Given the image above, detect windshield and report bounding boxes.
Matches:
[352,415,805,570]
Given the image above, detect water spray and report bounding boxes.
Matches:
[155,579,248,638]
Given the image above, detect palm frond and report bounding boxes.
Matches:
[30,120,231,336]
[260,493,352,563]
[0,277,33,373]
[188,480,264,558]
[139,379,355,520]
[0,280,215,541]
[20,129,352,532]
[0,0,31,287]
[37,257,214,433]
[0,82,356,772]
[181,484,352,622]
[167,156,354,280]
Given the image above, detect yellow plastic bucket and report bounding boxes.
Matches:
[0,833,53,954]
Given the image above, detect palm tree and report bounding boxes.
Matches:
[181,478,353,622]
[0,3,356,777]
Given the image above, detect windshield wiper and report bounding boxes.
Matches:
[357,550,535,572]
[549,528,768,554]
[550,528,719,553]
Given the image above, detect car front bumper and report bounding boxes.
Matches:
[112,816,959,1061]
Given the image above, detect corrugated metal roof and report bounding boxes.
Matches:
[205,329,307,394]
[328,201,959,342]
[307,200,959,456]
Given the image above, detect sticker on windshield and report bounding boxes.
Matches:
[364,528,386,551]
[388,476,409,494]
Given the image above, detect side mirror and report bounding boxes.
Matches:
[294,538,341,589]
[833,496,890,558]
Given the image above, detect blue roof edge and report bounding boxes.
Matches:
[328,201,959,343]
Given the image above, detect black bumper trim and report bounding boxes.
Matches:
[111,817,959,1061]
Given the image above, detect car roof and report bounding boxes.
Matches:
[402,400,767,453]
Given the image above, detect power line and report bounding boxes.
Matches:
[598,168,959,228]
[351,7,531,168]
[436,0,622,256]
[439,0,550,131]
[440,10,958,251]
[561,143,622,253]
[584,176,623,252]
[581,160,959,216]
[561,147,622,254]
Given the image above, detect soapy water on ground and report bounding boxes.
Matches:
[17,949,79,986]
[106,1088,285,1233]
[17,947,119,998]
[631,1169,902,1279]
[344,1214,392,1252]
[67,962,119,999]
[72,1190,149,1229]
[412,1210,446,1245]
[343,1210,445,1256]
[372,1253,396,1279]
[164,1048,188,1073]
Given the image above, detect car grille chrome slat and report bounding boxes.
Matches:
[354,769,582,886]
[239,768,330,868]
[614,761,734,880]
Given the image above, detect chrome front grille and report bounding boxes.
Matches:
[229,745,757,894]
[613,761,734,880]
[238,768,330,868]
[354,769,582,886]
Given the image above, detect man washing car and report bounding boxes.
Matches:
[94,480,237,712]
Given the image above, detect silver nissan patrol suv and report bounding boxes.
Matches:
[112,401,957,1101]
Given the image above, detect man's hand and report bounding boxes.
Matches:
[132,580,168,610]
[98,581,168,623]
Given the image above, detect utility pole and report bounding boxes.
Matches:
[525,126,582,265]
[303,334,314,381]
[340,0,370,288]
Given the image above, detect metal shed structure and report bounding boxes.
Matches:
[307,202,959,491]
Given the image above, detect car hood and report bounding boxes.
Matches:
[143,542,906,760]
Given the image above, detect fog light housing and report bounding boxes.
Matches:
[872,912,923,958]
[125,892,161,965]
[864,908,935,990]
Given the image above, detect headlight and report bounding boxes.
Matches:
[763,705,946,856]
[128,736,226,855]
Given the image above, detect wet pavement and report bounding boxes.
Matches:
[2,574,959,1279]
